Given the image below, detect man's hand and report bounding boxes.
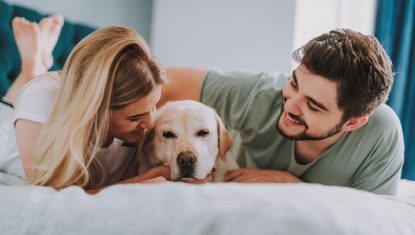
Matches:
[224,168,303,183]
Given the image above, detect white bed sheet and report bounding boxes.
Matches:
[0,172,414,235]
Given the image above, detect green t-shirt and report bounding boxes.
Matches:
[200,69,405,196]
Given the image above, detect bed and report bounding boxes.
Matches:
[0,171,414,235]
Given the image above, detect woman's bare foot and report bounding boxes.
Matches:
[5,17,47,104]
[12,17,46,77]
[39,14,64,69]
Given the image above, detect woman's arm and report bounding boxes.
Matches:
[15,119,44,180]
[86,165,171,194]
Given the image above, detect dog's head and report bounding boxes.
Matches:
[142,100,233,180]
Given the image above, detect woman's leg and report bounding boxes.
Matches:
[3,17,44,105]
[3,15,63,105]
[39,14,64,70]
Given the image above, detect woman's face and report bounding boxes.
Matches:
[108,85,162,144]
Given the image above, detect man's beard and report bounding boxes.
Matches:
[276,108,344,141]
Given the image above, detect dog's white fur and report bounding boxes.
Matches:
[137,100,239,182]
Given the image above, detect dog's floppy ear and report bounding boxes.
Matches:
[136,128,156,174]
[138,128,155,152]
[215,113,233,161]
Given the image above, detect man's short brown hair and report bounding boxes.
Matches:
[293,29,393,122]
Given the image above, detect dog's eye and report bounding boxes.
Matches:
[162,131,176,139]
[196,129,210,137]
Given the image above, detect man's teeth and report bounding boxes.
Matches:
[287,114,301,124]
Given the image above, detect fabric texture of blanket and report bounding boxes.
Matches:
[0,171,414,235]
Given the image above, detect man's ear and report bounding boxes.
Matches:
[343,116,368,132]
[215,113,233,161]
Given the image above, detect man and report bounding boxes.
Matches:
[159,29,404,196]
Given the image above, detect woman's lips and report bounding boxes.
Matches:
[131,128,144,136]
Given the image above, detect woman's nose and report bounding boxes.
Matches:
[139,112,154,129]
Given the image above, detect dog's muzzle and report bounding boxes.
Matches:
[177,151,197,178]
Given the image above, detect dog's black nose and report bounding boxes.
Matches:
[177,152,197,168]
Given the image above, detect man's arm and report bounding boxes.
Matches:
[224,168,303,183]
[158,68,207,107]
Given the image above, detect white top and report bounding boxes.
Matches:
[0,73,135,186]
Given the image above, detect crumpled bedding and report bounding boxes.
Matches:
[0,171,414,235]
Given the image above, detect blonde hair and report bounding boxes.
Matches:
[31,26,166,189]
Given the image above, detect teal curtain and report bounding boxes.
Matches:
[375,0,415,179]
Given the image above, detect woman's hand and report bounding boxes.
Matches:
[122,165,172,184]
[180,173,213,184]
[86,165,171,194]
[141,176,167,184]
[142,165,172,180]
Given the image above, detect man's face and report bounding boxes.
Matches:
[277,64,346,140]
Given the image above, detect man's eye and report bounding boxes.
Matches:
[307,101,320,112]
[162,131,177,139]
[196,129,210,137]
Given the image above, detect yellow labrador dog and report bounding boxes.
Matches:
[137,100,239,182]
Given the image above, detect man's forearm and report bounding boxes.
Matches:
[280,171,303,183]
[224,168,303,183]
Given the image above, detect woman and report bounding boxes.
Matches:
[2,26,170,193]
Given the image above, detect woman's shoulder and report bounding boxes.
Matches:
[14,72,62,123]
[23,72,61,92]
[17,72,61,104]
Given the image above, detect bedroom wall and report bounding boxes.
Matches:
[4,0,153,42]
[151,0,296,73]
[292,0,376,69]
[4,0,376,74]
[151,0,376,73]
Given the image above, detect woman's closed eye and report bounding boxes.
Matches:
[128,115,145,122]
[128,108,156,122]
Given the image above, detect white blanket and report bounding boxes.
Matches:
[0,172,414,235]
